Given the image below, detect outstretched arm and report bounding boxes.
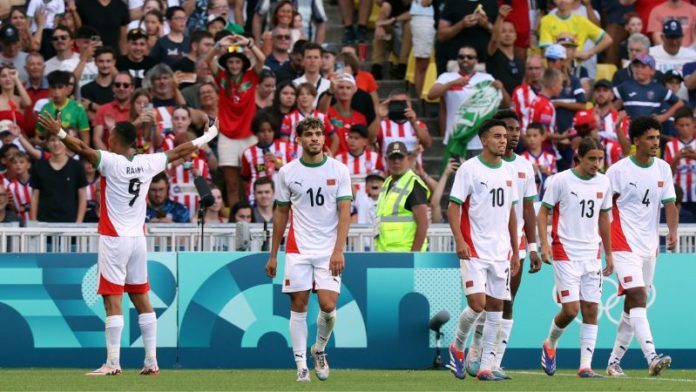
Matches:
[37,113,99,166]
[165,118,220,163]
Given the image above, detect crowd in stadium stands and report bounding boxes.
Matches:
[2,0,696,228]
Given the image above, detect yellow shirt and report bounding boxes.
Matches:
[539,13,605,49]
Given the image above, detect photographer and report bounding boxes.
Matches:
[377,89,432,170]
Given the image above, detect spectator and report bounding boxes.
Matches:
[116,28,158,89]
[602,0,636,67]
[195,185,228,224]
[37,70,90,144]
[293,42,330,105]
[127,0,172,35]
[335,124,383,191]
[251,176,275,223]
[43,27,80,76]
[647,0,696,48]
[257,1,294,54]
[486,5,523,95]
[650,19,696,74]
[145,63,185,108]
[0,143,19,175]
[327,73,367,155]
[4,150,32,222]
[256,70,276,110]
[320,42,338,78]
[339,47,379,102]
[528,68,565,149]
[230,201,253,223]
[353,171,384,227]
[592,79,625,142]
[556,34,591,95]
[150,6,190,67]
[81,155,99,221]
[338,0,371,43]
[613,33,664,86]
[72,26,103,93]
[0,65,32,134]
[436,0,498,75]
[77,0,130,55]
[281,82,336,157]
[618,13,644,67]
[81,46,118,113]
[128,88,167,154]
[206,17,227,39]
[613,54,683,123]
[241,112,291,199]
[12,4,45,53]
[204,34,266,207]
[521,122,557,194]
[22,52,49,139]
[409,0,435,97]
[427,46,496,158]
[195,80,218,118]
[370,0,411,80]
[181,59,215,108]
[146,172,190,223]
[30,134,87,222]
[262,81,296,131]
[0,23,29,82]
[571,109,623,170]
[374,141,430,252]
[512,54,544,131]
[276,39,305,84]
[664,107,696,221]
[661,70,690,137]
[430,158,458,224]
[377,89,432,168]
[0,181,21,223]
[143,10,167,52]
[92,71,135,150]
[264,26,292,73]
[254,0,326,44]
[172,30,214,91]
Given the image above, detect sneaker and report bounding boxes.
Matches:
[140,365,160,376]
[310,344,329,381]
[492,367,512,380]
[342,26,356,44]
[356,25,368,43]
[447,344,466,380]
[648,354,671,376]
[477,370,503,381]
[296,368,311,382]
[606,362,626,377]
[578,368,603,378]
[541,342,556,376]
[86,364,122,376]
[465,359,480,377]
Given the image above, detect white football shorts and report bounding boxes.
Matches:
[459,257,511,300]
[613,251,656,294]
[97,236,149,295]
[553,259,602,304]
[282,253,342,294]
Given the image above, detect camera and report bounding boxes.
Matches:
[387,100,408,122]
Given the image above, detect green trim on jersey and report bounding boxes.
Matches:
[96,150,102,169]
[502,154,518,162]
[523,195,537,200]
[570,168,593,181]
[512,200,519,205]
[629,155,654,168]
[299,155,328,168]
[276,201,290,206]
[601,207,612,212]
[542,201,554,210]
[477,155,502,169]
[662,197,677,204]
[336,196,353,202]
[449,196,463,205]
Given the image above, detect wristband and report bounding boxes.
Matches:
[192,125,219,148]
[57,128,67,139]
[527,242,538,253]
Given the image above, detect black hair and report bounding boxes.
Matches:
[628,116,662,142]
[295,117,325,136]
[577,136,604,157]
[152,171,169,185]
[292,39,308,54]
[231,201,253,222]
[47,70,72,87]
[189,30,213,50]
[526,122,546,135]
[75,26,98,40]
[477,118,507,136]
[53,25,73,39]
[673,107,693,123]
[251,112,276,135]
[492,109,519,122]
[0,143,19,159]
[253,176,275,191]
[303,42,323,56]
[166,6,186,20]
[94,46,117,60]
[112,121,137,147]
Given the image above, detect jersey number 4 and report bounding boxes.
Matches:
[306,187,325,207]
[128,178,143,207]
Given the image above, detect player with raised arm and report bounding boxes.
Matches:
[36,113,219,376]
[447,118,520,382]
[465,110,541,379]
[605,116,678,377]
[265,117,352,383]
[538,137,613,379]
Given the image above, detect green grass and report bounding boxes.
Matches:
[1,369,696,391]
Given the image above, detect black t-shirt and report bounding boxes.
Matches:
[30,158,88,222]
[81,81,114,105]
[77,0,130,54]
[436,0,498,63]
[386,0,409,16]
[386,176,429,211]
[116,56,158,88]
[150,35,190,68]
[171,57,197,90]
[485,49,524,95]
[276,62,303,85]
[152,97,177,108]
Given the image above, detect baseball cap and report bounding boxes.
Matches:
[662,69,684,83]
[555,34,577,47]
[663,19,683,38]
[631,54,656,69]
[127,28,147,41]
[0,120,14,136]
[0,23,19,43]
[544,44,567,60]
[573,110,597,129]
[349,124,369,138]
[593,79,612,90]
[386,141,408,158]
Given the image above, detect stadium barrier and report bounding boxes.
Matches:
[0,252,695,369]
[2,223,696,253]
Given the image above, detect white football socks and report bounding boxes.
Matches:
[454,307,481,351]
[315,310,336,352]
[468,312,486,362]
[608,312,633,365]
[479,311,502,373]
[290,311,308,370]
[494,318,513,369]
[580,323,598,370]
[629,307,657,364]
[546,320,565,349]
[105,315,124,367]
[138,312,157,366]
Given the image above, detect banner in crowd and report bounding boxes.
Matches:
[0,252,694,368]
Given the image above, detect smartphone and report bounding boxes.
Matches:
[144,103,154,110]
[450,154,461,163]
[387,100,408,122]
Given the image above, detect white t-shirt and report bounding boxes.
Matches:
[276,155,353,255]
[606,157,676,257]
[504,154,538,241]
[449,155,519,261]
[649,45,696,74]
[43,53,97,92]
[97,150,168,237]
[434,71,494,151]
[27,0,64,32]
[541,168,612,261]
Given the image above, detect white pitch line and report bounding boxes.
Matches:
[510,370,696,383]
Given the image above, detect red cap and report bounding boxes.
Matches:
[573,110,597,129]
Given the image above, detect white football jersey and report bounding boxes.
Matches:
[450,156,519,261]
[98,151,168,237]
[606,157,676,257]
[541,169,612,261]
[276,156,353,255]
[503,154,538,244]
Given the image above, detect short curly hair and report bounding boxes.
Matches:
[295,117,325,136]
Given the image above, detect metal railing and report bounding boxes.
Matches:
[1,223,695,253]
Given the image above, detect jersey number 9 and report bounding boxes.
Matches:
[128,178,143,207]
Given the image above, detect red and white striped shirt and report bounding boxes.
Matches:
[512,82,538,132]
[522,150,557,193]
[664,138,696,203]
[85,177,99,202]
[169,156,211,215]
[604,138,623,170]
[335,149,383,190]
[241,140,292,196]
[280,109,334,159]
[136,133,175,154]
[378,119,426,157]
[5,177,32,221]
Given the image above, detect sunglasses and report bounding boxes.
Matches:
[274,34,291,40]
[52,35,70,41]
[458,54,477,60]
[114,82,131,88]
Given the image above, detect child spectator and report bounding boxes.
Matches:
[352,171,384,225]
[664,107,696,221]
[335,124,383,191]
[0,181,21,223]
[5,151,32,221]
[522,122,557,194]
[280,82,336,158]
[242,112,292,200]
[327,73,367,155]
[37,70,90,144]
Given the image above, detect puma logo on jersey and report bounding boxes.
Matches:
[293,181,303,187]
[480,181,488,188]
[570,191,578,198]
[629,182,637,188]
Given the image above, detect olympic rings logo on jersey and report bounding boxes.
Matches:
[551,278,656,325]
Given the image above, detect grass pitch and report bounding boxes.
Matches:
[1,369,696,391]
